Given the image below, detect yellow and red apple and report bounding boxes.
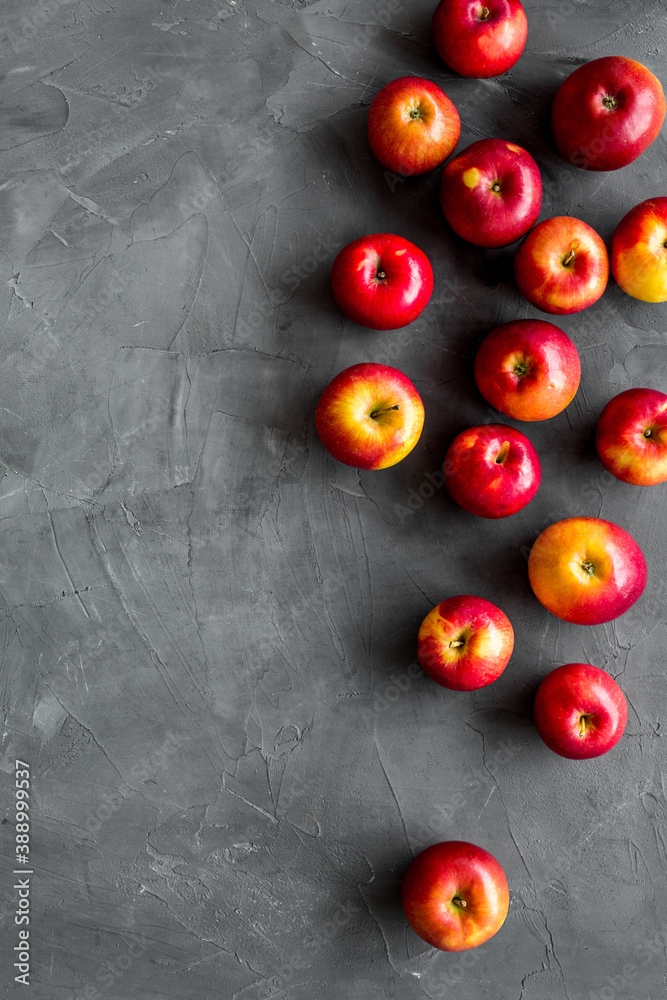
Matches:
[444,423,541,518]
[474,319,581,421]
[611,197,667,302]
[552,56,666,171]
[417,595,514,691]
[402,840,510,951]
[315,362,424,470]
[514,216,609,314]
[596,387,667,485]
[533,663,628,760]
[528,517,647,625]
[367,76,460,177]
[440,138,542,248]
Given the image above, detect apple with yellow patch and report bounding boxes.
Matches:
[440,138,542,248]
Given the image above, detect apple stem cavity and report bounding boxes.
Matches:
[376,270,387,280]
[645,428,653,438]
[495,441,510,464]
[370,404,400,420]
[581,559,595,575]
[452,896,467,908]
[578,714,592,737]
[562,248,576,267]
[513,360,529,377]
[448,639,464,648]
[491,182,501,193]
[602,95,617,110]
[479,5,491,19]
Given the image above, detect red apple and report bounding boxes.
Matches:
[552,56,666,171]
[432,0,527,79]
[611,197,667,302]
[316,363,424,470]
[402,840,509,951]
[596,388,667,486]
[528,517,647,625]
[533,663,628,760]
[331,233,434,330]
[440,138,542,248]
[474,319,581,421]
[443,423,540,518]
[514,215,609,314]
[367,76,460,176]
[417,595,514,690]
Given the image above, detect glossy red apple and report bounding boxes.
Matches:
[402,840,509,951]
[417,595,514,690]
[474,319,581,421]
[316,363,424,470]
[528,517,647,625]
[514,215,609,314]
[596,388,667,486]
[432,0,527,79]
[611,197,667,302]
[552,56,666,171]
[440,138,542,248]
[533,663,628,760]
[368,76,460,176]
[444,423,540,518]
[331,233,433,330]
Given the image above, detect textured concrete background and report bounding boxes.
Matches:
[1,0,666,997]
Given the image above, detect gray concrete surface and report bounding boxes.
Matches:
[1,1,666,997]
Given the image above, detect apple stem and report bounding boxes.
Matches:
[491,182,501,192]
[376,270,387,280]
[370,404,400,419]
[579,715,589,737]
[581,559,595,575]
[602,95,617,110]
[449,640,464,648]
[495,441,510,464]
[645,428,653,438]
[563,249,576,267]
[480,6,491,19]
[452,896,467,907]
